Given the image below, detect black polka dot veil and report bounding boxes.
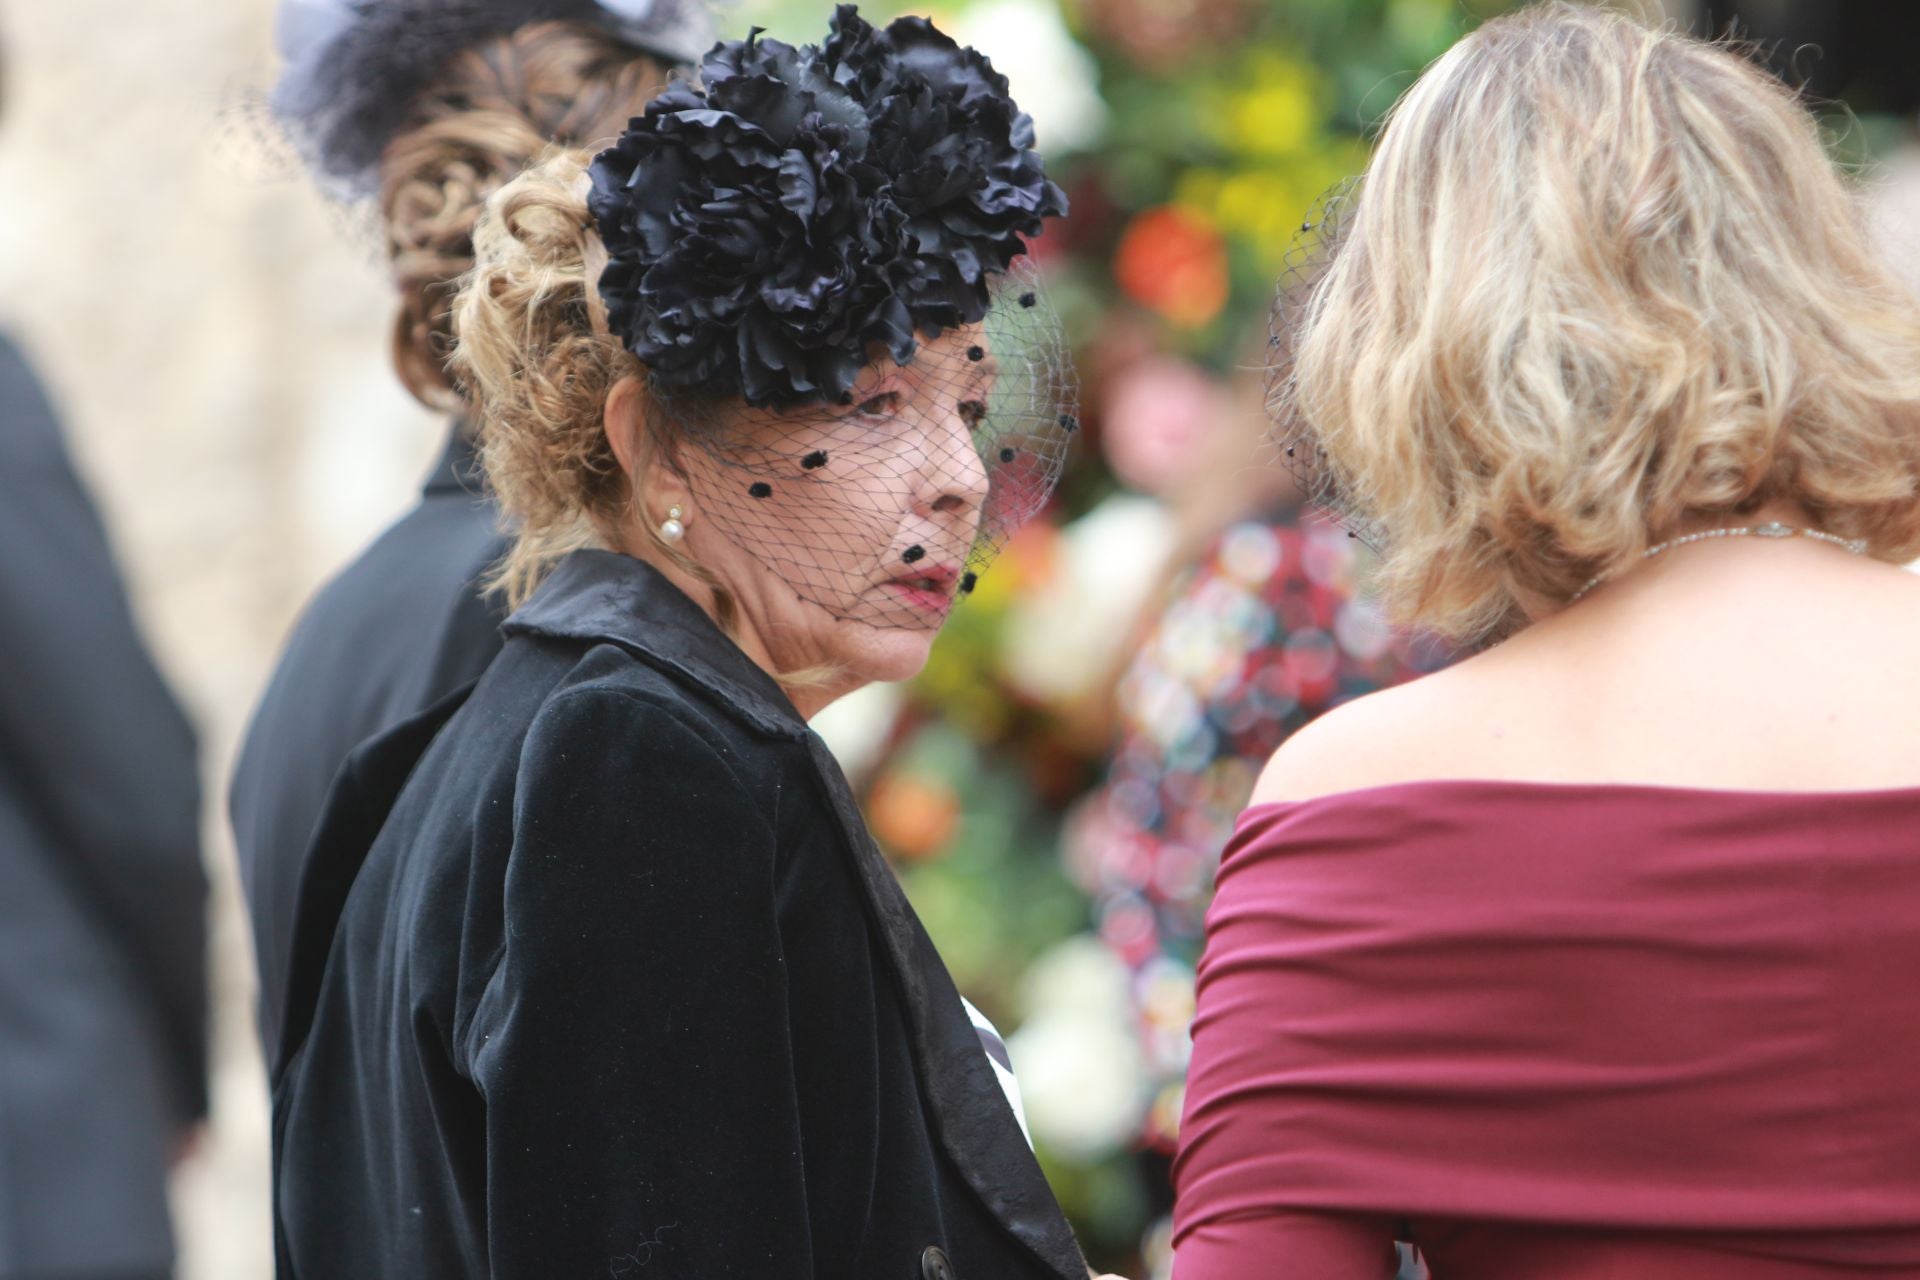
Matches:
[646,260,1076,631]
[1266,178,1385,549]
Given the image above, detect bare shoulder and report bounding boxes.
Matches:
[1248,673,1463,807]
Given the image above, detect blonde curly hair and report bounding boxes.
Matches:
[453,151,747,622]
[450,150,634,604]
[379,21,670,408]
[1287,2,1920,642]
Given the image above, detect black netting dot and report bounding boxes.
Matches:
[1019,292,1036,308]
[749,482,773,499]
[802,450,828,470]
[999,447,1015,462]
[1058,413,1078,432]
[902,545,926,564]
[1286,445,1296,457]
[967,345,985,362]
[959,570,978,594]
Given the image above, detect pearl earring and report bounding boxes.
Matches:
[660,505,685,543]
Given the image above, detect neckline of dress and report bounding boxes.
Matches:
[1241,774,1920,815]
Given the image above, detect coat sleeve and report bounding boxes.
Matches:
[465,685,812,1279]
[0,337,207,1124]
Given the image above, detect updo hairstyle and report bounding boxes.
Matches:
[452,152,726,613]
[380,21,669,408]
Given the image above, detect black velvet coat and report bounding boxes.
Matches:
[272,550,1086,1280]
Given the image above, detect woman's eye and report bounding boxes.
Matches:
[855,391,901,418]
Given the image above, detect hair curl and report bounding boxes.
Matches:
[450,150,636,604]
[453,150,750,628]
[1287,2,1920,641]
[379,21,669,408]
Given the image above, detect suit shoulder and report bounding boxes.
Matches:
[524,665,780,802]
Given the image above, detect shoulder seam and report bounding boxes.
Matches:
[532,682,780,839]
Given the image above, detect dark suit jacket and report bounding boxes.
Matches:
[231,423,510,1053]
[0,333,205,1275]
[272,551,1087,1280]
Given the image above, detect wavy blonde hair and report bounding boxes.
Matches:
[451,151,744,630]
[1287,1,1920,641]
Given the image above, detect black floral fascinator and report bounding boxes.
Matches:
[585,5,1076,630]
[274,0,718,199]
[588,3,1066,407]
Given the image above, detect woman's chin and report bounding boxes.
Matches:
[838,623,940,686]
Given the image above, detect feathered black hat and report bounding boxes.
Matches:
[586,4,1069,408]
[274,0,717,198]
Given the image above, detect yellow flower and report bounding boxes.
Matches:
[1219,53,1321,159]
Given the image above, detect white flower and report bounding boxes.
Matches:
[1002,495,1177,704]
[951,0,1108,154]
[808,681,905,785]
[1005,935,1148,1161]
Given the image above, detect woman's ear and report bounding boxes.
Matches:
[603,375,651,482]
[603,374,692,526]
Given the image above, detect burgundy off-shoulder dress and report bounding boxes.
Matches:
[1173,780,1920,1279]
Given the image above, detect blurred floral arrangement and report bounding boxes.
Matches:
[735,0,1517,1270]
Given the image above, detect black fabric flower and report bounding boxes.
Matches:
[587,5,1068,407]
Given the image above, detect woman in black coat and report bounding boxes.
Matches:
[271,11,1091,1279]
[235,0,701,1056]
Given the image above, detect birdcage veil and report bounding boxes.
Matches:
[640,264,1075,630]
[1265,176,1386,549]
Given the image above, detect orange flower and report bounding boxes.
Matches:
[1114,205,1230,329]
[867,772,961,861]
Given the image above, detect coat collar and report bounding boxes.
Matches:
[501,549,806,741]
[800,737,1091,1278]
[420,419,486,498]
[504,550,1085,1276]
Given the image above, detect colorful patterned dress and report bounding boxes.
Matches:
[1067,510,1451,1155]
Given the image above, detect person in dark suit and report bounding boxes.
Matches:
[232,0,706,1053]
[271,13,1093,1275]
[0,328,206,1279]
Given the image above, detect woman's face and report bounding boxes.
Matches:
[634,325,997,704]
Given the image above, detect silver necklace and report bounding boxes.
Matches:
[1568,521,1868,604]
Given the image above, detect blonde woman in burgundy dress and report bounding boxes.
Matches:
[1174,5,1920,1277]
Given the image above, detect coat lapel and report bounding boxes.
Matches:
[802,734,1089,1278]
[506,551,1087,1277]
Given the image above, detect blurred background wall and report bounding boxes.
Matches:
[0,5,441,1275]
[0,0,1910,1276]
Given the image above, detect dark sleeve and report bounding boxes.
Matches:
[0,337,207,1123]
[465,687,812,1279]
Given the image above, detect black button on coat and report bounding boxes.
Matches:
[232,423,509,1053]
[271,550,1086,1280]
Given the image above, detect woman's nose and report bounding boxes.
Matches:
[914,407,992,518]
